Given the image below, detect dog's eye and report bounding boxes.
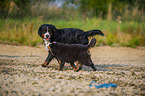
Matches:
[44,29,47,31]
[49,29,50,31]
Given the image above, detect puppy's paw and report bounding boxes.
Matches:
[93,67,97,71]
[75,69,80,72]
[75,66,82,72]
[41,62,48,67]
[58,67,63,71]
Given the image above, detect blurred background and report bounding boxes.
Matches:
[0,0,145,47]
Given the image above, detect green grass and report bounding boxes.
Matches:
[0,17,145,47]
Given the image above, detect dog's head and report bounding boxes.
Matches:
[38,24,56,41]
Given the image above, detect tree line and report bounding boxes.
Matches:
[0,0,145,21]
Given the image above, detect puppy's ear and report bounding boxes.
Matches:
[38,26,42,37]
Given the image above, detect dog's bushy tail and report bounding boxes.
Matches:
[87,38,97,49]
[86,30,105,37]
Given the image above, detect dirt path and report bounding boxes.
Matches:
[0,44,145,96]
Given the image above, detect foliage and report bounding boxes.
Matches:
[0,0,145,21]
[0,17,145,47]
[0,0,30,18]
[62,0,145,21]
[0,0,145,47]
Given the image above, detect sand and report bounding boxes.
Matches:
[0,44,145,96]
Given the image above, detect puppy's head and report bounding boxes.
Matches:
[38,24,56,41]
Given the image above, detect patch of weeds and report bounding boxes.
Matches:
[91,76,96,80]
[21,81,26,84]
[32,81,39,85]
[59,76,64,79]
[141,75,145,79]
[129,83,136,87]
[109,93,118,96]
[141,85,145,91]
[133,70,141,72]
[140,67,145,71]
[131,71,136,76]
[78,76,83,79]
[113,80,128,87]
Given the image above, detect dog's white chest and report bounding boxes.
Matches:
[43,39,50,51]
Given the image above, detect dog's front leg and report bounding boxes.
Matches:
[42,51,55,67]
[70,62,77,70]
[58,60,65,71]
[75,61,82,72]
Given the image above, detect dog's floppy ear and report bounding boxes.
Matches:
[38,25,43,37]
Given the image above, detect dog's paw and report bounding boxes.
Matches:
[41,64,47,67]
[58,67,63,71]
[41,62,48,67]
[75,69,80,72]
[93,67,97,71]
[75,66,82,72]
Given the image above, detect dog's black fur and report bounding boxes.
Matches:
[48,38,97,72]
[38,24,104,67]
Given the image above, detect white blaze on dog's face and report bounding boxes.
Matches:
[44,27,50,41]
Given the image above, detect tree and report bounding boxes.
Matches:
[0,0,30,18]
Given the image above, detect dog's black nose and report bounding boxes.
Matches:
[46,35,49,38]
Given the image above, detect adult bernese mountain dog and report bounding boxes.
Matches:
[47,38,97,72]
[38,24,104,67]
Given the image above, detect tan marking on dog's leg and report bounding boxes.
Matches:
[47,46,52,52]
[71,66,76,71]
[75,61,79,70]
[58,60,62,70]
[42,62,48,67]
[58,60,61,70]
[75,61,82,72]
[70,62,77,70]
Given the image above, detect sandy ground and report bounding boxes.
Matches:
[0,44,145,96]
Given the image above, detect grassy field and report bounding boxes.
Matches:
[0,17,145,47]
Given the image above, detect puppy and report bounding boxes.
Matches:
[38,24,104,67]
[47,38,97,72]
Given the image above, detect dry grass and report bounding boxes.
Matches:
[1,1,145,47]
[0,17,145,47]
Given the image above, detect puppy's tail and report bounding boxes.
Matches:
[86,30,105,37]
[87,38,97,49]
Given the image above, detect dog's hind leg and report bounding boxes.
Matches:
[42,51,55,67]
[75,61,83,72]
[70,62,77,70]
[58,60,65,71]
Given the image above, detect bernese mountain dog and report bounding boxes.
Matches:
[38,24,104,67]
[47,38,97,72]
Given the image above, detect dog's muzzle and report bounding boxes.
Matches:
[44,32,50,41]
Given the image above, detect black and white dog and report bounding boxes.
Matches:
[38,24,104,67]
